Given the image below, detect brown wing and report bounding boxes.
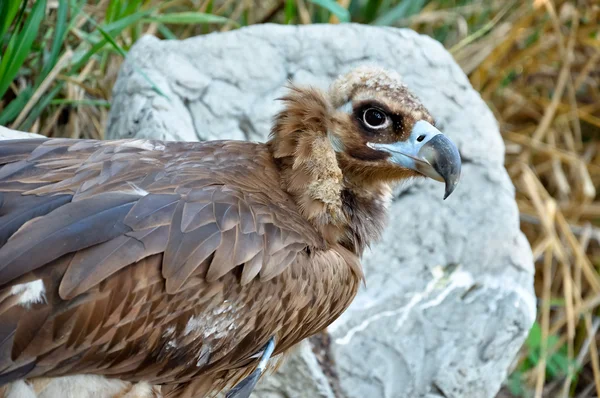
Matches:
[0,138,355,393]
[0,138,324,290]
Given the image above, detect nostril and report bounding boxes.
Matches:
[417,135,426,142]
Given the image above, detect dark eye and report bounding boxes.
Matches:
[363,108,388,129]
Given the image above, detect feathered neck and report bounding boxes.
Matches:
[267,85,390,254]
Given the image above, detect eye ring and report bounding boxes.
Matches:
[362,108,389,129]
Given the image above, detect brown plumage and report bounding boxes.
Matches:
[0,66,460,398]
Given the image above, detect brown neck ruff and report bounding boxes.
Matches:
[268,85,390,255]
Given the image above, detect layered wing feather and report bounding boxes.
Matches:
[0,138,324,292]
[0,138,357,394]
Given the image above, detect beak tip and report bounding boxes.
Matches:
[443,189,451,200]
[443,179,459,200]
[421,134,461,201]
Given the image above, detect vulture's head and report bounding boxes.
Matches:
[327,66,461,199]
[270,65,461,200]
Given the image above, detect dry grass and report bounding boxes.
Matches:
[395,1,600,395]
[451,0,600,397]
[449,1,599,396]
[1,0,599,396]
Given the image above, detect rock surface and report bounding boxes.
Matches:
[251,341,335,398]
[0,126,44,139]
[107,24,535,398]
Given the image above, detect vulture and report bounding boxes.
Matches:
[0,66,460,398]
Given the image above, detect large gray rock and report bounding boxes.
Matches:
[107,24,535,398]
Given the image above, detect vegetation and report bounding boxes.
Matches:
[1,0,598,396]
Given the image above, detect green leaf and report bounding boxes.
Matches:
[145,12,237,26]
[525,321,542,349]
[506,371,525,397]
[372,0,426,26]
[308,0,350,23]
[546,334,559,351]
[527,348,540,366]
[525,29,541,48]
[546,356,561,378]
[0,0,47,100]
[550,352,571,375]
[500,70,518,88]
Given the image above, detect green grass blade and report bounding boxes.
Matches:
[70,8,153,73]
[74,28,100,45]
[73,7,154,47]
[372,0,426,26]
[157,24,177,40]
[129,18,142,45]
[145,12,238,26]
[284,0,296,24]
[67,0,86,31]
[362,0,382,23]
[308,0,350,23]
[0,0,22,41]
[99,39,168,99]
[70,39,108,73]
[106,0,121,23]
[0,1,25,66]
[100,8,154,36]
[123,0,144,19]
[0,0,47,101]
[85,12,169,100]
[18,82,62,131]
[95,24,127,58]
[0,87,32,125]
[37,0,68,85]
[50,98,111,107]
[205,0,214,14]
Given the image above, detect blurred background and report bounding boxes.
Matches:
[0,0,598,397]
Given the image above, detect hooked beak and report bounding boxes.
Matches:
[367,121,461,199]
